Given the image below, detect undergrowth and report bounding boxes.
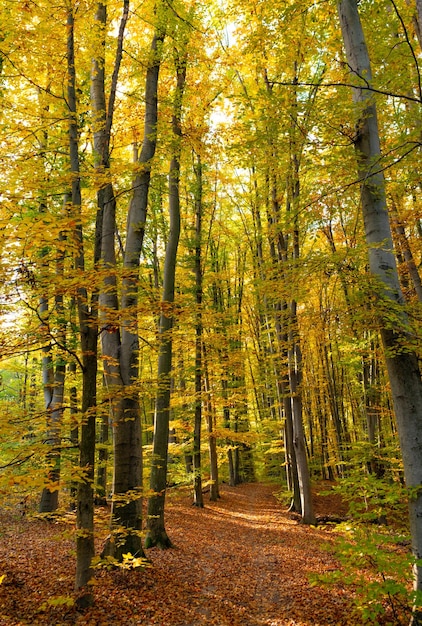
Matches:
[313,467,422,625]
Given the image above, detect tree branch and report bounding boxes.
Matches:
[389,0,422,104]
[269,79,422,104]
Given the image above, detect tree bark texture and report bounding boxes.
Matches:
[193,152,204,507]
[38,244,66,514]
[338,1,422,618]
[91,0,129,504]
[146,52,186,547]
[101,7,166,560]
[66,7,99,601]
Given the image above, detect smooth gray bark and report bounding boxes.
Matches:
[338,1,422,620]
[38,243,66,514]
[288,305,315,524]
[203,343,220,501]
[146,54,185,547]
[36,105,65,514]
[101,8,166,560]
[66,9,99,602]
[286,72,315,525]
[196,155,219,501]
[266,141,313,521]
[91,0,129,504]
[192,152,204,506]
[210,244,236,485]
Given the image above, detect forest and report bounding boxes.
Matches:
[1,0,422,623]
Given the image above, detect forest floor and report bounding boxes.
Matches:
[0,482,398,625]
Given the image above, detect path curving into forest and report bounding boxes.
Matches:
[0,483,356,625]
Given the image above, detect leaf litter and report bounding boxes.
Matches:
[0,483,359,625]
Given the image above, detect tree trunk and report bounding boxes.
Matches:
[192,152,204,507]
[37,100,65,515]
[288,308,315,525]
[66,7,99,602]
[417,0,422,46]
[390,199,422,303]
[265,131,311,519]
[203,343,220,501]
[146,52,186,547]
[338,1,422,619]
[90,0,129,507]
[283,381,302,513]
[69,359,79,509]
[39,241,66,514]
[102,8,166,560]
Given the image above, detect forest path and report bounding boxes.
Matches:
[0,483,355,625]
[117,483,354,626]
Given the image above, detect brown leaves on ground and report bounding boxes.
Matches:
[0,483,357,625]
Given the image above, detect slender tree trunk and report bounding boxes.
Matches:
[288,304,315,524]
[339,2,422,619]
[390,200,422,302]
[192,152,204,507]
[416,0,422,46]
[38,374,65,512]
[69,359,79,509]
[66,6,99,602]
[288,71,315,524]
[102,9,166,560]
[203,343,220,501]
[38,298,55,512]
[266,163,305,514]
[282,379,302,512]
[146,52,186,547]
[90,0,129,507]
[221,349,236,487]
[37,97,64,515]
[39,233,67,513]
[210,244,236,487]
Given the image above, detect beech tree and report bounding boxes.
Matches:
[64,3,100,600]
[338,0,422,619]
[146,39,187,548]
[99,0,167,562]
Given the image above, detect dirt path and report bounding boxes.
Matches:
[0,483,355,625]
[137,483,354,626]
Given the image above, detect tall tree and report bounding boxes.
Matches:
[146,43,187,547]
[192,151,205,506]
[90,0,130,503]
[101,2,167,561]
[65,3,100,601]
[338,1,422,620]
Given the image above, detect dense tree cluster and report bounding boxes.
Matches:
[1,0,422,620]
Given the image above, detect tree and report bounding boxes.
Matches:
[338,0,422,620]
[146,41,187,548]
[90,0,130,505]
[65,2,99,601]
[100,1,167,561]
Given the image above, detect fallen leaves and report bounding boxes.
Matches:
[0,484,359,625]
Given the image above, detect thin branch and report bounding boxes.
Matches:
[0,51,64,100]
[269,79,422,105]
[0,453,36,470]
[162,0,204,33]
[300,141,421,213]
[390,0,422,103]
[106,0,130,143]
[16,295,86,372]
